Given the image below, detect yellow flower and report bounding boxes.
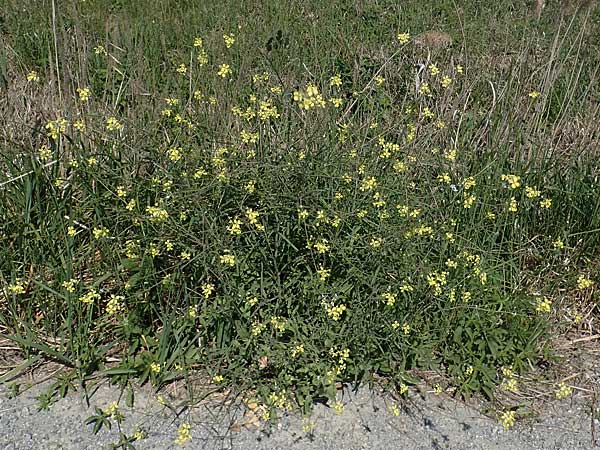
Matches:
[196,49,208,65]
[245,208,260,224]
[525,186,541,198]
[193,37,203,47]
[174,421,192,445]
[316,265,331,281]
[463,194,477,209]
[329,97,343,108]
[146,206,169,223]
[223,33,235,48]
[217,64,232,78]
[535,296,552,313]
[528,91,541,99]
[7,279,26,295]
[359,176,377,191]
[507,197,518,213]
[330,74,342,87]
[167,147,183,162]
[79,289,101,305]
[428,64,440,76]
[501,174,521,189]
[27,70,40,82]
[445,259,458,269]
[553,238,564,249]
[441,75,452,88]
[539,198,552,209]
[106,116,122,131]
[397,32,410,44]
[105,401,119,417]
[332,401,344,415]
[116,186,127,198]
[202,283,215,298]
[423,107,434,119]
[94,44,107,55]
[577,274,594,289]
[240,129,259,143]
[150,362,161,374]
[93,227,109,239]
[312,240,330,254]
[194,167,208,179]
[419,82,431,96]
[463,177,476,190]
[220,253,236,267]
[437,173,451,184]
[106,295,125,315]
[228,217,243,235]
[45,118,68,140]
[77,87,91,102]
[555,382,572,399]
[176,63,187,74]
[74,119,86,132]
[322,299,347,321]
[132,428,145,441]
[38,145,52,162]
[500,410,516,429]
[369,237,383,248]
[381,292,397,307]
[291,344,305,358]
[444,148,457,162]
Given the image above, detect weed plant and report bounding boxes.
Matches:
[0,0,598,441]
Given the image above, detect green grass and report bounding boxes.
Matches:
[1,0,599,443]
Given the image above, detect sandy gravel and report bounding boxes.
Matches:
[0,379,597,450]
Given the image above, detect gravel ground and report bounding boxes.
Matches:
[0,379,597,450]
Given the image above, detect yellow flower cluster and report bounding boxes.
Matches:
[167,147,183,162]
[217,64,232,78]
[79,289,101,305]
[223,33,235,48]
[220,252,236,267]
[27,70,40,82]
[106,116,122,131]
[61,279,78,293]
[381,291,397,307]
[397,32,410,44]
[93,227,110,239]
[293,83,326,110]
[501,174,521,189]
[427,271,449,296]
[174,421,192,445]
[321,298,347,321]
[45,118,68,139]
[106,295,125,315]
[7,279,26,295]
[577,274,594,289]
[499,410,516,429]
[555,382,572,399]
[146,205,169,223]
[535,296,552,313]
